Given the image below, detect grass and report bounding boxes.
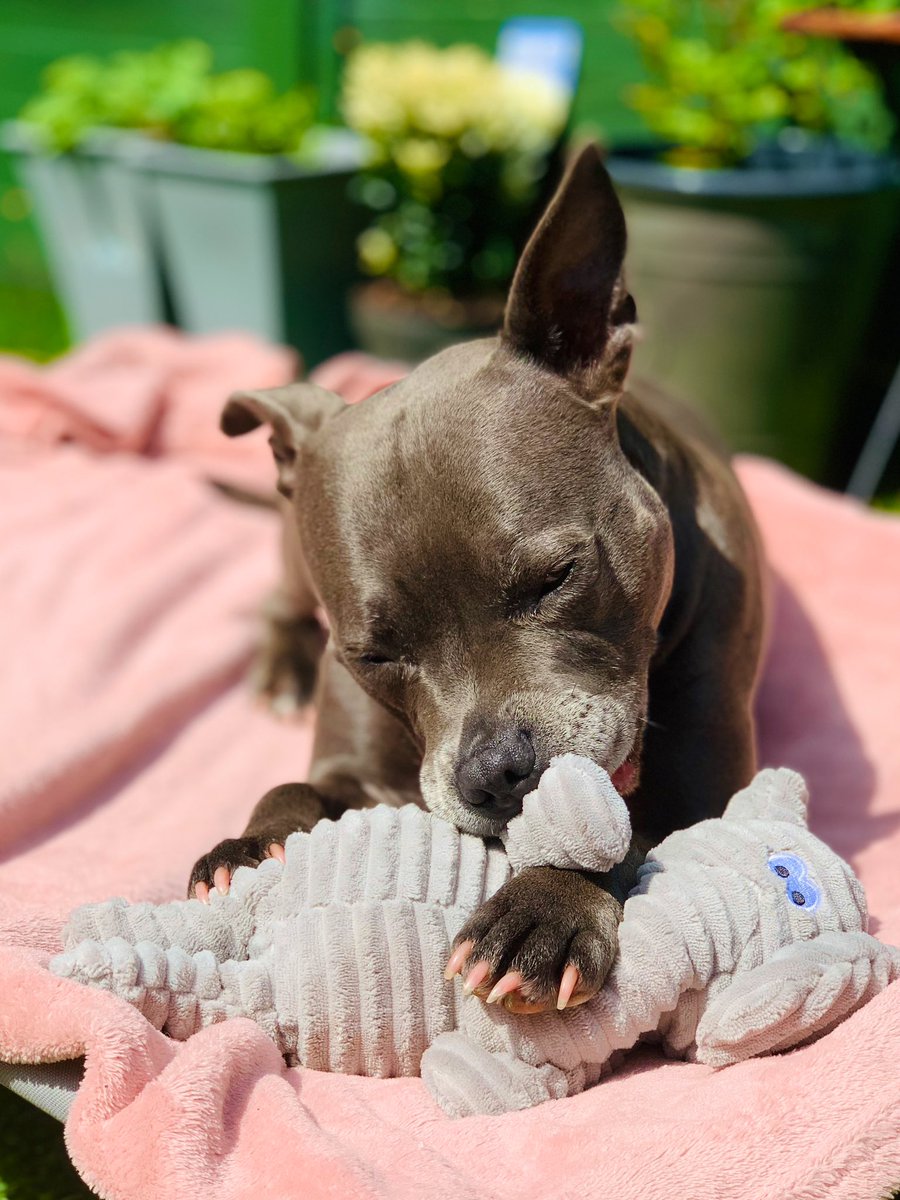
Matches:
[0,281,69,363]
[0,1087,94,1200]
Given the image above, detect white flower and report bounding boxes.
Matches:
[342,42,567,152]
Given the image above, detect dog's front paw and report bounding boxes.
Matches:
[445,867,621,1013]
[187,836,285,902]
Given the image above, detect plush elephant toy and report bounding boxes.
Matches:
[51,757,900,1118]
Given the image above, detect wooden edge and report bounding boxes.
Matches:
[782,9,900,46]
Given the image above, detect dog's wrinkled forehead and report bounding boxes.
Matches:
[300,342,640,615]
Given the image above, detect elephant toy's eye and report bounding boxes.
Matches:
[768,852,821,912]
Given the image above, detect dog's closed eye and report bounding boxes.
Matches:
[335,643,398,669]
[512,558,578,617]
[355,651,418,679]
[537,561,575,601]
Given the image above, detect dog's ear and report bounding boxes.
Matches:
[221,383,343,498]
[502,142,636,399]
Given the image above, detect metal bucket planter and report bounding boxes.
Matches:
[607,145,900,480]
[1,122,166,339]
[131,133,367,369]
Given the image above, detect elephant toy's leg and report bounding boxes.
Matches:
[61,860,283,960]
[50,938,281,1047]
[420,1031,573,1118]
[420,980,611,1118]
[695,931,900,1067]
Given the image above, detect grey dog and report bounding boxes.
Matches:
[189,143,766,1016]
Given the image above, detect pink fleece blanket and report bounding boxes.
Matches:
[1,330,899,1200]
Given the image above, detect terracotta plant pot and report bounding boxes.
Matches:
[348,280,505,364]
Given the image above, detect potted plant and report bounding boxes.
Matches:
[783,2,900,121]
[5,42,367,366]
[340,41,569,362]
[606,0,900,480]
[1,43,205,338]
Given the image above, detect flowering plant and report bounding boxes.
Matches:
[341,41,568,300]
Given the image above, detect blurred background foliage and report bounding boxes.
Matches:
[621,0,895,165]
[343,41,568,294]
[0,0,897,494]
[19,40,317,155]
[0,0,646,360]
[2,0,894,352]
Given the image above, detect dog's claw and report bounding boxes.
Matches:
[448,867,620,1014]
[486,971,524,1005]
[557,964,580,1010]
[187,835,285,899]
[269,692,301,719]
[444,940,473,981]
[462,961,491,996]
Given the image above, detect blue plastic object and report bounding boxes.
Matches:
[495,17,583,99]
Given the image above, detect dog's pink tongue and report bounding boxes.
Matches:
[611,761,636,794]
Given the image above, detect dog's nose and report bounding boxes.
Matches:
[455,726,537,817]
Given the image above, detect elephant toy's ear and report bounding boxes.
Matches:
[723,768,810,828]
[695,931,900,1067]
[503,754,632,872]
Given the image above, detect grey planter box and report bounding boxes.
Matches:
[4,124,367,366]
[128,131,367,368]
[2,122,166,338]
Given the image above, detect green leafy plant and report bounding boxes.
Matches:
[820,0,900,10]
[341,41,568,300]
[172,69,314,154]
[618,0,895,166]
[19,41,315,155]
